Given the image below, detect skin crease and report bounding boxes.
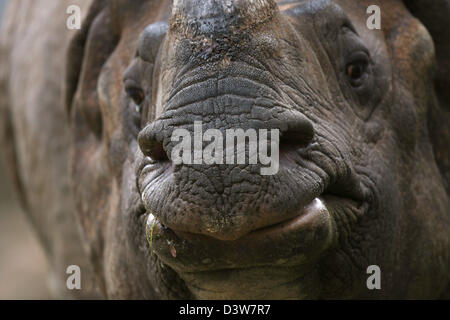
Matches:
[0,0,448,299]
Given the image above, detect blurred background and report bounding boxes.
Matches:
[0,0,51,299]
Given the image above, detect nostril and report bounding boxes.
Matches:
[138,125,169,161]
[280,116,314,150]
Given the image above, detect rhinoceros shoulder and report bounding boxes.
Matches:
[0,0,100,299]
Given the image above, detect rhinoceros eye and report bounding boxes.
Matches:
[345,51,370,87]
[347,62,365,80]
[125,81,145,113]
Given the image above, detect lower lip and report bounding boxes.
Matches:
[144,197,336,271]
[247,198,331,238]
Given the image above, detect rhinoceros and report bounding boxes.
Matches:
[0,0,448,299]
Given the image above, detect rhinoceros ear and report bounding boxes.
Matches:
[404,0,450,190]
[65,0,107,113]
[65,0,120,138]
[405,0,450,108]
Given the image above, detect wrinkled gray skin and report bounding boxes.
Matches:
[0,0,449,299]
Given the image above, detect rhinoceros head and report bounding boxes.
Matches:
[66,0,449,299]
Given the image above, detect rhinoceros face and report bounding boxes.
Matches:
[67,0,449,299]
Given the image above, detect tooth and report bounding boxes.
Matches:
[146,213,156,229]
[146,213,158,255]
[297,198,331,227]
[309,198,327,212]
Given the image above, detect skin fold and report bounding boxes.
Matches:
[0,0,448,299]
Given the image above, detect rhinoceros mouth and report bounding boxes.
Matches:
[135,130,369,275]
[141,193,366,274]
[134,136,368,298]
